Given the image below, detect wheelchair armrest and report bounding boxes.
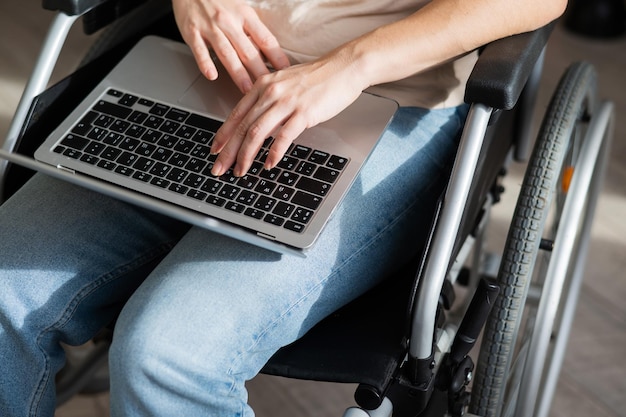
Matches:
[42,0,152,33]
[42,0,110,15]
[465,21,556,110]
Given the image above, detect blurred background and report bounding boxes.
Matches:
[0,1,624,416]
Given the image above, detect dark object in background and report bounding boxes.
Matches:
[564,0,626,38]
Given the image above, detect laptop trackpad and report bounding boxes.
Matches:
[178,74,243,122]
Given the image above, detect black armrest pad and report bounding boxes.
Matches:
[465,21,556,110]
[42,0,109,15]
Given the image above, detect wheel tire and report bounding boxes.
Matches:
[469,62,603,417]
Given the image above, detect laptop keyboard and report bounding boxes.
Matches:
[52,89,349,234]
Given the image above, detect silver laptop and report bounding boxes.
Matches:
[20,36,397,256]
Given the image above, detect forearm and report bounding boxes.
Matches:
[337,0,567,91]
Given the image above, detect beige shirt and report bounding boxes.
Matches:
[248,0,477,108]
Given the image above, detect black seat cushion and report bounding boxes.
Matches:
[261,260,420,394]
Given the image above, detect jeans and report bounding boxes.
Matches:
[0,105,467,416]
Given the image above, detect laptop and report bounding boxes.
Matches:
[7,36,397,257]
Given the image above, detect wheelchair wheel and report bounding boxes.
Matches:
[469,62,613,417]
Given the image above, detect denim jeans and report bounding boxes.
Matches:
[0,105,467,417]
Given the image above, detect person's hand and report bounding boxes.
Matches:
[172,0,290,93]
[210,54,367,177]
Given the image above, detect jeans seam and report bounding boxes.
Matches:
[28,240,178,417]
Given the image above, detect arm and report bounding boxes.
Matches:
[173,0,567,177]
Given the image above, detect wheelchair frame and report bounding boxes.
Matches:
[0,2,615,417]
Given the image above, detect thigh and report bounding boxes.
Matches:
[0,173,190,345]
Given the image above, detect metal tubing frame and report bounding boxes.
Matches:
[409,103,494,360]
[0,12,79,201]
[515,101,614,417]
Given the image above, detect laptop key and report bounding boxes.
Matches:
[106,89,123,98]
[169,183,189,194]
[129,110,148,124]
[263,214,284,227]
[225,202,246,213]
[109,119,130,133]
[61,134,90,150]
[187,189,208,201]
[165,108,190,123]
[160,120,180,134]
[153,147,173,162]
[255,196,277,211]
[94,100,132,119]
[313,166,340,183]
[80,154,99,165]
[295,161,316,176]
[237,175,258,190]
[183,173,206,188]
[72,111,98,135]
[277,155,298,171]
[273,201,295,218]
[126,124,147,138]
[103,132,123,146]
[186,113,223,132]
[150,103,170,116]
[101,146,122,161]
[244,208,265,220]
[206,195,226,207]
[176,125,197,140]
[296,177,330,196]
[115,166,134,177]
[166,167,187,183]
[292,207,313,224]
[273,185,295,201]
[290,145,312,159]
[63,148,82,159]
[150,177,170,188]
[84,142,106,156]
[201,178,222,194]
[192,129,214,144]
[136,142,156,157]
[142,129,162,143]
[144,115,164,129]
[169,152,190,168]
[291,191,322,210]
[119,137,140,152]
[175,139,195,154]
[97,160,117,171]
[132,172,152,182]
[236,190,258,205]
[308,150,329,164]
[284,221,305,233]
[219,184,240,200]
[133,157,155,172]
[118,94,138,107]
[277,171,299,187]
[149,162,171,177]
[87,127,108,141]
[255,179,277,195]
[117,152,138,166]
[259,168,280,181]
[327,155,348,170]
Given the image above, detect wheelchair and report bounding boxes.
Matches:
[0,1,615,416]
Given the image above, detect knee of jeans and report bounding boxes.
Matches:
[109,310,231,387]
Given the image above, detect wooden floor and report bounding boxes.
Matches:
[1,1,625,416]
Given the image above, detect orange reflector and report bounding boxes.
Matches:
[562,166,574,193]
